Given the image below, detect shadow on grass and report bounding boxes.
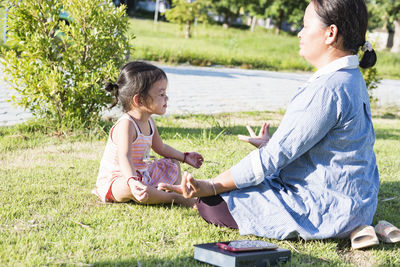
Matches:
[90,253,331,266]
[374,181,400,224]
[375,127,400,141]
[157,125,278,139]
[162,65,309,81]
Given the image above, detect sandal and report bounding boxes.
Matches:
[350,225,379,249]
[375,220,400,243]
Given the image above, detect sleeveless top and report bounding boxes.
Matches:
[95,114,179,202]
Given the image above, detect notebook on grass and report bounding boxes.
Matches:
[194,241,291,267]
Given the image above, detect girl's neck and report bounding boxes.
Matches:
[127,109,151,122]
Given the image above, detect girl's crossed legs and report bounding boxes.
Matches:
[110,159,196,207]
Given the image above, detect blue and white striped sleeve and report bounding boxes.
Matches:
[230,83,341,189]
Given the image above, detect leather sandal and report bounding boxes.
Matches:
[375,220,400,243]
[350,225,379,249]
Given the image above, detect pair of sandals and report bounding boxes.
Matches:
[350,220,400,249]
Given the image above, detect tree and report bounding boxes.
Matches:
[367,0,400,52]
[265,0,307,34]
[211,0,246,28]
[165,0,210,38]
[1,0,131,128]
[244,0,272,32]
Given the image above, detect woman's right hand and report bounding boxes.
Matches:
[158,171,214,198]
[238,122,270,148]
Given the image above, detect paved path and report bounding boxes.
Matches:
[1,64,400,126]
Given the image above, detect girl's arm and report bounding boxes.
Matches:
[151,120,184,160]
[151,118,203,168]
[113,119,138,178]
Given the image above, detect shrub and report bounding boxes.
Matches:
[0,0,131,129]
[361,66,380,104]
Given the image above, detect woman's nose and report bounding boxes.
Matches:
[297,28,303,39]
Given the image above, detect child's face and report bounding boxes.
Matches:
[145,78,168,115]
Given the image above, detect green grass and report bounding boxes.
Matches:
[130,19,313,72]
[129,18,400,79]
[374,50,400,80]
[1,110,399,266]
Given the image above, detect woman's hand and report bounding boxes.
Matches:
[238,122,270,148]
[158,171,214,198]
[184,152,204,168]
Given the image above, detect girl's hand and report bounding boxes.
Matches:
[128,179,149,203]
[158,171,213,198]
[184,152,204,168]
[238,122,270,148]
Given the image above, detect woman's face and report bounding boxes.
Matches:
[297,2,329,67]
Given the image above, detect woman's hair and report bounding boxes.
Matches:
[312,0,377,68]
[105,61,167,111]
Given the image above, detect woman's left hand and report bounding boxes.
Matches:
[184,152,204,168]
[158,171,213,198]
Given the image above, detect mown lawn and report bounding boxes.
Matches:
[129,18,400,80]
[1,110,399,266]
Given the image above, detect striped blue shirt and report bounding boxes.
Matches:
[222,55,379,240]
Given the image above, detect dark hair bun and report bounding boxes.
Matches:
[105,82,119,109]
[105,82,119,93]
[359,49,377,69]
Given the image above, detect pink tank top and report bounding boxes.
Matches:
[95,114,155,201]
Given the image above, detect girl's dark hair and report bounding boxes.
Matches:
[105,61,167,111]
[312,0,377,68]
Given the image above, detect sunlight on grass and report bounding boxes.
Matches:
[130,19,313,72]
[1,111,399,266]
[129,18,399,79]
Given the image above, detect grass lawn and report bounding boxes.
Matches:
[129,18,400,80]
[1,110,399,266]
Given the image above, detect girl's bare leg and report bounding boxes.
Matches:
[111,177,195,207]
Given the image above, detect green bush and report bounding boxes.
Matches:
[0,0,131,128]
[361,66,380,104]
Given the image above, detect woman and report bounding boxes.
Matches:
[159,0,379,240]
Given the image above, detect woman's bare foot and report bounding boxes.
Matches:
[177,196,197,208]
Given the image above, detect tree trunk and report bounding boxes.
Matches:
[275,9,283,35]
[223,14,229,28]
[154,0,160,24]
[391,19,400,53]
[185,20,191,39]
[250,16,257,32]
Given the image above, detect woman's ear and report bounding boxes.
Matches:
[133,94,142,107]
[325,24,339,45]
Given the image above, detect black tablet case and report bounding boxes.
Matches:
[194,242,291,267]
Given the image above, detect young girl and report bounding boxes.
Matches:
[94,61,203,207]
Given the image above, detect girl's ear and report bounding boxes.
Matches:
[133,94,142,106]
[325,24,339,45]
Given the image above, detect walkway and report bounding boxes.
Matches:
[1,64,400,126]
